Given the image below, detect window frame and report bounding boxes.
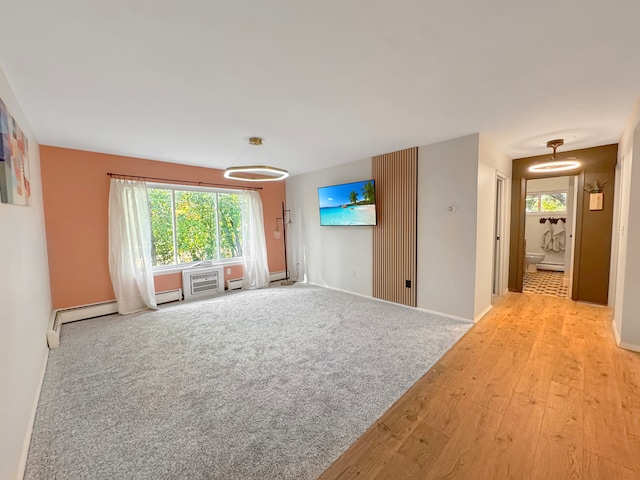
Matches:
[147,182,244,274]
[525,189,568,215]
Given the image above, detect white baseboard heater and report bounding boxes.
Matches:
[227,278,244,291]
[46,289,182,350]
[538,263,565,272]
[227,271,287,291]
[47,269,288,349]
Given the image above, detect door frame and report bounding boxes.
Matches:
[493,172,508,296]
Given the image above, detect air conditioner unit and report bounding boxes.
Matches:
[182,265,224,301]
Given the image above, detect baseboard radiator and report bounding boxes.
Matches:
[227,278,244,291]
[538,262,565,272]
[227,271,288,291]
[46,289,182,350]
[48,270,290,349]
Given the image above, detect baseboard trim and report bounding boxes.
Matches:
[308,282,474,324]
[618,342,640,353]
[612,319,640,352]
[47,289,183,350]
[415,306,474,324]
[17,346,49,480]
[612,319,622,345]
[474,304,493,323]
[309,282,378,303]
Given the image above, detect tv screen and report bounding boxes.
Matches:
[318,179,376,226]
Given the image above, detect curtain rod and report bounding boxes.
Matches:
[106,172,262,190]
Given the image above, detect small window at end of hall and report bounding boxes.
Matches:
[540,193,567,212]
[525,192,567,214]
[525,194,539,213]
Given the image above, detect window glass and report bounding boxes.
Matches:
[541,193,567,212]
[525,194,539,213]
[147,186,243,267]
[218,193,242,258]
[148,188,175,266]
[175,190,217,263]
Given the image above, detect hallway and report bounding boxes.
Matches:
[321,293,640,479]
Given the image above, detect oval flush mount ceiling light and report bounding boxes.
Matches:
[529,139,580,173]
[224,137,290,182]
[529,160,581,173]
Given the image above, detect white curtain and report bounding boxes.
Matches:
[108,178,158,314]
[241,190,270,289]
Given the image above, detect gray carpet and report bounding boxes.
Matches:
[25,284,471,479]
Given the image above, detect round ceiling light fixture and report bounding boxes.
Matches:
[224,137,290,182]
[529,160,581,173]
[528,139,580,173]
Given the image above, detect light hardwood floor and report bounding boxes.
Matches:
[320,292,640,479]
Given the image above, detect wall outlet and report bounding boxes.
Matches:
[352,270,356,278]
[227,268,231,275]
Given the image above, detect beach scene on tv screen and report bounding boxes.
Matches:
[318,180,376,226]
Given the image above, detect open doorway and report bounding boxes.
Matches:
[522,175,578,298]
[508,144,616,304]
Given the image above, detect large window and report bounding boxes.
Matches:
[525,192,567,213]
[147,185,242,267]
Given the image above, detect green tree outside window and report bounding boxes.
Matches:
[148,187,243,267]
[525,194,539,213]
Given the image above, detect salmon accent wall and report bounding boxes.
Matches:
[40,146,285,309]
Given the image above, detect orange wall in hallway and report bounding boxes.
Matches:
[40,146,286,309]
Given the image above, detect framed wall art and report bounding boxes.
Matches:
[0,97,30,205]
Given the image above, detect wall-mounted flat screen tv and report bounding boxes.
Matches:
[318,179,376,226]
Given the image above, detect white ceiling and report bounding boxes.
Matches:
[1,1,639,176]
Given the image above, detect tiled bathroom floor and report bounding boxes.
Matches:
[523,270,569,298]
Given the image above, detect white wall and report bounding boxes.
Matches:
[526,176,570,192]
[288,133,511,323]
[609,145,624,309]
[417,134,479,320]
[613,95,640,349]
[286,158,373,296]
[475,134,512,320]
[0,67,52,479]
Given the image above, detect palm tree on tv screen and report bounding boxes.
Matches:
[362,181,375,204]
[348,190,358,205]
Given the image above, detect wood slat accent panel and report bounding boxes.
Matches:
[372,148,417,306]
